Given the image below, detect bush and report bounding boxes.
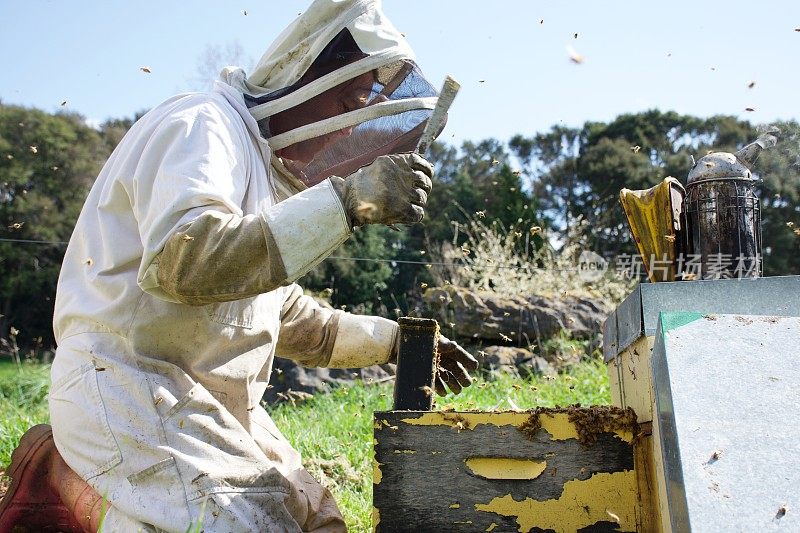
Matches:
[429,213,636,305]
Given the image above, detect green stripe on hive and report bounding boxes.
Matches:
[659,311,704,337]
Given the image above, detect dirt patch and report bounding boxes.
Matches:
[518,405,639,445]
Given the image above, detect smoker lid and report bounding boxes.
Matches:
[686,151,752,185]
[686,132,778,185]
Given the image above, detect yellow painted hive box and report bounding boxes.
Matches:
[373,407,642,533]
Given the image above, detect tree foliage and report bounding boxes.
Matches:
[0,105,109,346]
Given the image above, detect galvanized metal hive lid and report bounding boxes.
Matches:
[652,313,800,531]
[602,276,800,362]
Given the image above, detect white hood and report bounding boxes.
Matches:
[219,0,439,185]
[249,0,415,95]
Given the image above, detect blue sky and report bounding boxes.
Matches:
[2,1,799,148]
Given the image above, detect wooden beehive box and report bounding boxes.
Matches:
[373,408,640,532]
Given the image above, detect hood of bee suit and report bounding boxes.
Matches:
[219,0,441,186]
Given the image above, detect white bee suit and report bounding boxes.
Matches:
[48,0,438,530]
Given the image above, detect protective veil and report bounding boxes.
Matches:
[49,1,440,531]
[233,0,439,186]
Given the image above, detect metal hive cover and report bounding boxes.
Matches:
[603,275,800,361]
[652,312,800,532]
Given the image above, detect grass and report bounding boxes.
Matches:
[0,356,611,532]
[0,360,50,467]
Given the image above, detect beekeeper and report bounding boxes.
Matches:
[0,0,478,531]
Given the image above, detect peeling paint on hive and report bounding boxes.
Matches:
[399,411,576,439]
[374,409,638,532]
[372,507,380,529]
[399,410,635,443]
[474,470,637,532]
[372,437,382,485]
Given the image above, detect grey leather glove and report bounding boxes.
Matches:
[335,153,433,227]
[434,335,479,396]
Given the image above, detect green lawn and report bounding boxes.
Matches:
[0,360,51,466]
[0,357,611,532]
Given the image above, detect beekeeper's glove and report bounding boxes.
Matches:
[434,335,479,396]
[332,153,433,228]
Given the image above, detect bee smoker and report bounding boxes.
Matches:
[681,133,776,279]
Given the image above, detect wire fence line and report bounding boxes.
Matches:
[0,237,588,273]
[0,237,69,245]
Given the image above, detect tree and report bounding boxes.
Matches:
[511,110,799,275]
[300,224,396,314]
[0,105,109,346]
[189,41,253,91]
[751,121,800,275]
[99,112,146,152]
[395,139,541,309]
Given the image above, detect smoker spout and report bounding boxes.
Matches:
[735,130,779,169]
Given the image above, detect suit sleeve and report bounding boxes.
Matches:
[275,284,398,368]
[131,98,352,304]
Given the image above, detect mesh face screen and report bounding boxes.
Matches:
[283,60,438,184]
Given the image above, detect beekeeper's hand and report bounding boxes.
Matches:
[434,335,479,396]
[334,153,433,227]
